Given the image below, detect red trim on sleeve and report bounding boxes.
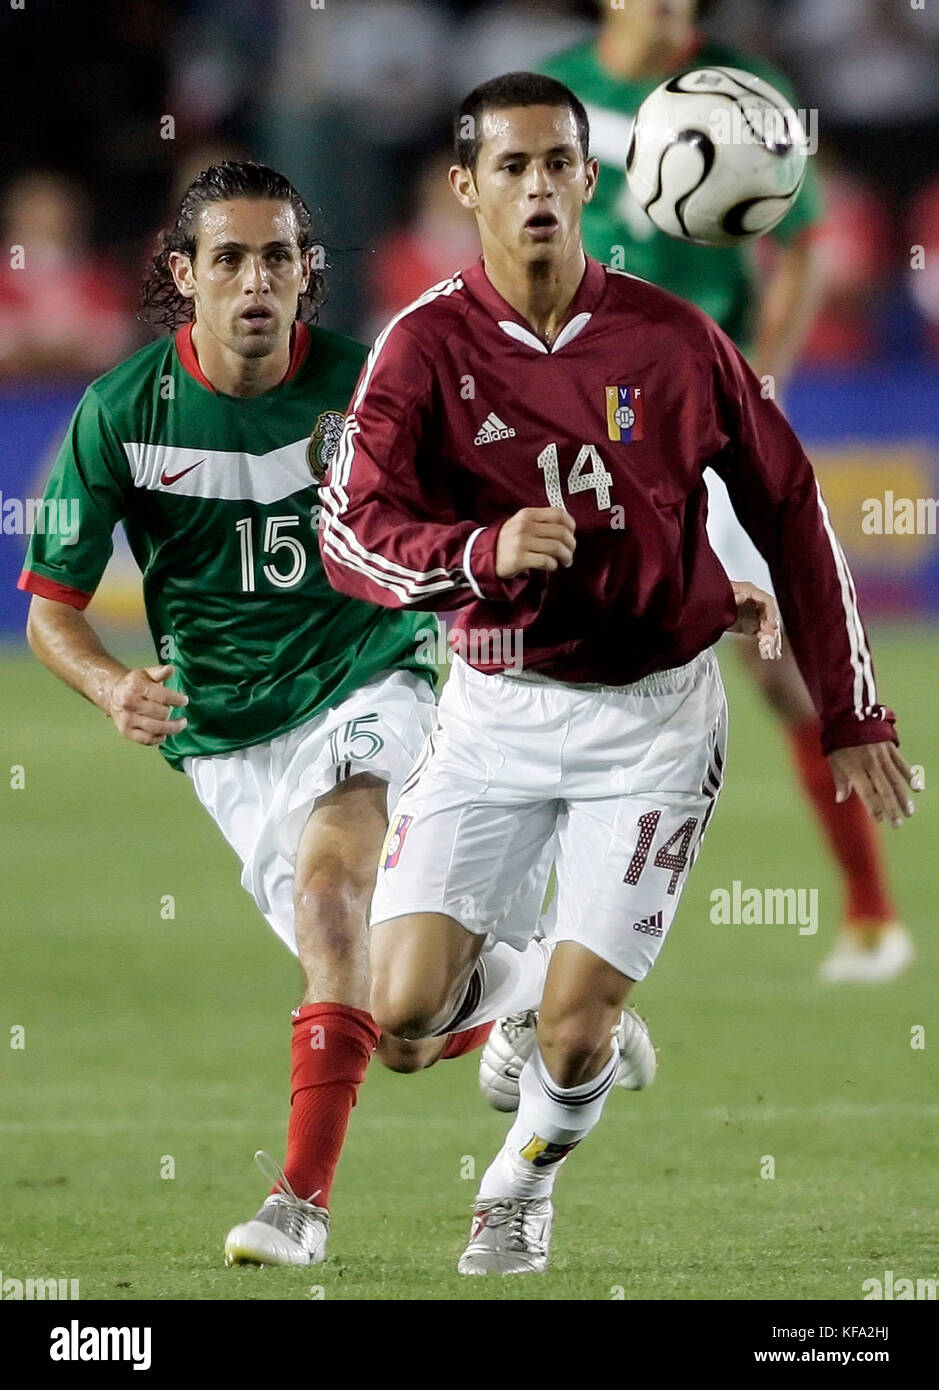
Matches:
[175,320,310,392]
[18,569,93,610]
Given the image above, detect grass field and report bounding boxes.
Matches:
[2,628,936,1302]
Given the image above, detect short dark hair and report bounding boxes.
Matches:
[140,161,326,331]
[454,72,590,173]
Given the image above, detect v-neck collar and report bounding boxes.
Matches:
[175,320,310,395]
[461,255,606,355]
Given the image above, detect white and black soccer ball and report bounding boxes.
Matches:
[625,66,809,247]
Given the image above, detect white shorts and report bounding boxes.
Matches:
[371,653,729,983]
[705,469,774,596]
[185,669,436,955]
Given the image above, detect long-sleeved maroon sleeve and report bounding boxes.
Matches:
[706,325,896,755]
[318,320,528,613]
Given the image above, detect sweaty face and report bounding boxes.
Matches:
[467,106,595,271]
[184,200,309,359]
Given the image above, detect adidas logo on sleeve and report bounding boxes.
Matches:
[474,413,517,446]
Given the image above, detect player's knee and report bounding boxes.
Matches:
[539,1015,616,1089]
[376,1033,441,1073]
[294,857,370,952]
[369,981,442,1041]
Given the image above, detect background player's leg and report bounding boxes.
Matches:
[283,773,450,1210]
[735,637,905,974]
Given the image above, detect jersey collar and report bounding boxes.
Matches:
[461,254,606,355]
[174,320,310,393]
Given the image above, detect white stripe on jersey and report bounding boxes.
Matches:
[814,479,877,719]
[124,440,310,502]
[320,273,467,601]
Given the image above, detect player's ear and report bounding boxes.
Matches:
[298,247,312,296]
[583,156,599,206]
[168,250,196,300]
[449,163,479,212]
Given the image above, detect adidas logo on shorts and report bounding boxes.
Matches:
[632,911,664,937]
[474,412,516,446]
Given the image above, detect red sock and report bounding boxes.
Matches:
[280,1003,380,1209]
[439,1021,494,1060]
[787,718,895,930]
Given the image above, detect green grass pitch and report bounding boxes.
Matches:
[2,628,936,1301]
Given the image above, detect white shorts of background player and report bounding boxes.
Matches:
[185,669,436,954]
[705,468,774,597]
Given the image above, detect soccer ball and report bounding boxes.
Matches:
[625,66,809,247]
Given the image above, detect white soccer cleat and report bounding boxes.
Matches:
[224,1151,329,1268]
[818,923,914,983]
[478,1009,539,1112]
[613,1007,658,1090]
[457,1196,553,1275]
[480,1006,656,1111]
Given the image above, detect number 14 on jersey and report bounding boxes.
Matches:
[537,443,614,511]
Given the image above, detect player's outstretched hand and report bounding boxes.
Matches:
[828,743,919,829]
[728,580,782,660]
[106,664,189,746]
[495,507,576,579]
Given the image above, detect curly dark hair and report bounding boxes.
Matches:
[140,161,327,330]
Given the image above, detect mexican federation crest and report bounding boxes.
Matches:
[307,410,346,482]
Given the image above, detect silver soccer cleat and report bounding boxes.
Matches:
[457,1195,554,1275]
[612,1007,658,1090]
[479,1006,656,1112]
[224,1151,329,1267]
[478,1009,540,1112]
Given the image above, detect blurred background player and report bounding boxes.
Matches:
[16,161,535,1269]
[538,0,910,981]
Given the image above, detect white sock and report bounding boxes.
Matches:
[478,1041,619,1200]
[437,937,550,1035]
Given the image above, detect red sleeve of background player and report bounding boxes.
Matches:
[318,318,528,612]
[704,324,897,756]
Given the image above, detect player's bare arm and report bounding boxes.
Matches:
[751,239,828,394]
[26,594,188,746]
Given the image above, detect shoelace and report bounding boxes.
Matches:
[472,1197,546,1252]
[502,1011,537,1045]
[254,1150,326,1240]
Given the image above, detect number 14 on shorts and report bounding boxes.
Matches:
[624,811,699,896]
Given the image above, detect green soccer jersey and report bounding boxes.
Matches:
[19,321,434,770]
[540,35,823,346]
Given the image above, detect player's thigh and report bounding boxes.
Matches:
[553,739,727,983]
[369,910,485,1038]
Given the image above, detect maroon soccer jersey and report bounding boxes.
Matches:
[319,256,895,754]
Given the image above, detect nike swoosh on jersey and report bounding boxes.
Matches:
[159,458,207,485]
[124,441,313,502]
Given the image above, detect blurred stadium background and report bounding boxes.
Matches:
[1,0,937,1300]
